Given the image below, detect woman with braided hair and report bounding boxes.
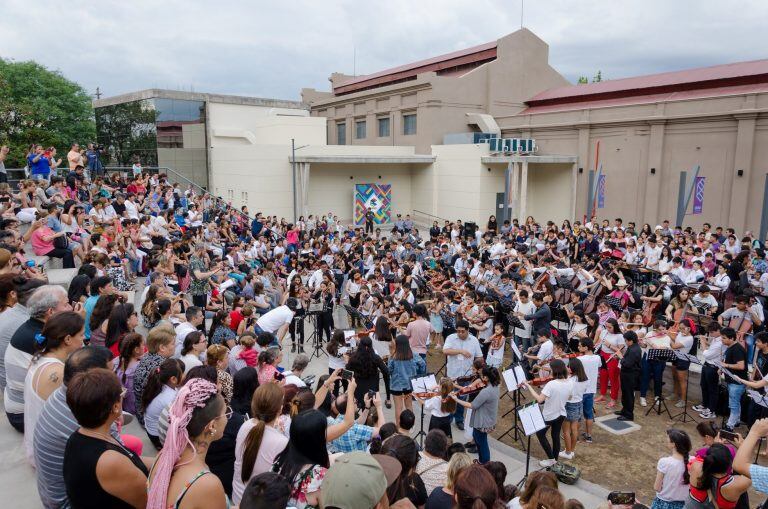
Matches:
[146,378,231,509]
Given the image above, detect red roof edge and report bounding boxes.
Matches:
[333,41,497,96]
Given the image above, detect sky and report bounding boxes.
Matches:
[1,0,767,102]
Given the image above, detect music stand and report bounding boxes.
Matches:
[516,402,547,489]
[671,350,701,423]
[604,296,623,312]
[344,304,374,330]
[411,373,437,448]
[550,307,571,344]
[499,365,528,450]
[305,311,326,361]
[644,349,676,418]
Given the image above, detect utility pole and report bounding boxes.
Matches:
[94,87,102,100]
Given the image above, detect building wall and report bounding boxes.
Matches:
[525,163,572,224]
[498,91,768,233]
[305,165,414,222]
[302,29,568,154]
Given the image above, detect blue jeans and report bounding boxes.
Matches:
[452,381,470,426]
[641,358,665,398]
[727,383,746,428]
[473,428,490,464]
[746,334,756,367]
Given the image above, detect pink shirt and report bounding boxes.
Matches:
[30,227,54,256]
[406,318,432,355]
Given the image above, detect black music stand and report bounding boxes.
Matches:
[344,304,374,329]
[305,311,326,361]
[515,402,547,489]
[671,350,701,423]
[498,365,528,450]
[410,373,436,448]
[645,348,676,418]
[604,296,623,312]
[550,307,571,345]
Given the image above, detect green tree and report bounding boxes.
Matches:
[0,58,96,167]
[576,71,604,85]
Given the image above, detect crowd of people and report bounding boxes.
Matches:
[3,139,768,508]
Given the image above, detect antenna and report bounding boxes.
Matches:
[520,0,524,28]
[94,87,102,100]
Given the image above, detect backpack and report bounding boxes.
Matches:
[549,462,581,485]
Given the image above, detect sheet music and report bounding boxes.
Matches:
[343,330,356,340]
[748,389,768,408]
[509,339,522,361]
[518,403,546,436]
[412,374,437,393]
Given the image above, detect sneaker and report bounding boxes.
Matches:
[291,344,297,353]
[699,410,715,419]
[640,397,647,407]
[558,451,574,460]
[584,433,593,444]
[654,397,662,407]
[456,423,465,431]
[665,394,676,401]
[692,404,706,412]
[606,401,616,409]
[675,400,686,408]
[722,425,734,433]
[539,458,556,467]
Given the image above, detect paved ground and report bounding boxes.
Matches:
[0,304,609,508]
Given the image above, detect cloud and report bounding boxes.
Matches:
[1,0,766,100]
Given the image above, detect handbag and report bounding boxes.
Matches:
[53,233,69,250]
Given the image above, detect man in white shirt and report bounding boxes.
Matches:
[308,262,327,290]
[282,353,309,388]
[255,298,298,344]
[513,289,536,351]
[175,306,205,357]
[442,319,483,430]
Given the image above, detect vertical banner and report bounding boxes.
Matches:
[693,176,705,214]
[354,184,391,225]
[597,174,606,209]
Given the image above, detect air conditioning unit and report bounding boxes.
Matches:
[485,137,537,154]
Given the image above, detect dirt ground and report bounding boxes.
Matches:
[425,348,768,505]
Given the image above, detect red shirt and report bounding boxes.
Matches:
[229,309,244,332]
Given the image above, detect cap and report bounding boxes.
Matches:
[321,452,401,509]
[616,279,628,287]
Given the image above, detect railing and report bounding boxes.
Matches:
[412,208,450,223]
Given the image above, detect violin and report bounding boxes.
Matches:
[530,376,553,386]
[489,333,505,351]
[540,353,583,365]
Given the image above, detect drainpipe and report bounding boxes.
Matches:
[291,138,297,222]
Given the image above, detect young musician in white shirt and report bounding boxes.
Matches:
[577,338,601,444]
[561,357,589,459]
[525,359,573,467]
[693,323,726,419]
[670,319,695,408]
[643,319,672,407]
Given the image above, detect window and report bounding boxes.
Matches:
[355,120,366,139]
[336,122,346,145]
[377,117,390,137]
[403,113,417,135]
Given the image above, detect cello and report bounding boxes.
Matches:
[641,282,665,326]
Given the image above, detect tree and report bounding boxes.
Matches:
[0,58,96,167]
[576,71,604,85]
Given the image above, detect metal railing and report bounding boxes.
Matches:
[412,208,450,222]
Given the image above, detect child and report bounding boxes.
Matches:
[388,334,426,428]
[420,377,456,439]
[577,337,601,443]
[561,357,588,460]
[486,322,505,368]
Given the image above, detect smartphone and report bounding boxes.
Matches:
[274,372,285,382]
[340,369,354,381]
[719,430,739,443]
[367,389,377,399]
[607,492,635,506]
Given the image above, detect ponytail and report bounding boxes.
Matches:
[142,358,183,411]
[240,383,283,483]
[666,429,692,485]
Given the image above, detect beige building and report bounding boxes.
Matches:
[301,29,568,154]
[97,29,768,235]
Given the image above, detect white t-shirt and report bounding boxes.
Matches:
[568,375,589,404]
[655,456,689,502]
[674,334,694,355]
[174,322,198,357]
[599,331,624,355]
[424,396,452,417]
[283,372,307,388]
[443,334,483,379]
[514,301,536,338]
[180,353,202,374]
[256,306,294,333]
[580,354,601,394]
[537,340,554,361]
[541,378,573,421]
[232,421,289,504]
[124,200,139,220]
